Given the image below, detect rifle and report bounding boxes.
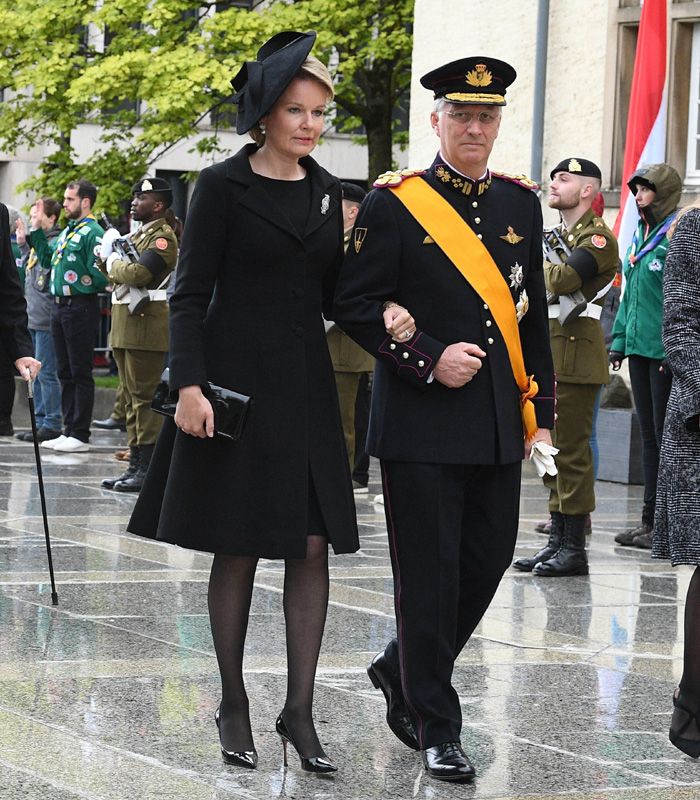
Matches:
[100,214,150,314]
[542,226,588,325]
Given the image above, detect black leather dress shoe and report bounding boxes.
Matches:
[422,742,475,782]
[367,651,419,750]
[92,417,127,431]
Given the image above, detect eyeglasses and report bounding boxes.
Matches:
[442,110,500,126]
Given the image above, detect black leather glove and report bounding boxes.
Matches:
[609,350,624,371]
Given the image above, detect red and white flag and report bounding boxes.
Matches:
[613,0,668,259]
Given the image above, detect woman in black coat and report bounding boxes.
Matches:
[128,32,358,772]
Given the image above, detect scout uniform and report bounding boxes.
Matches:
[516,158,618,578]
[99,178,178,491]
[334,57,554,777]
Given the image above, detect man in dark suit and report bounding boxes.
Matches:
[334,57,554,781]
[0,203,41,386]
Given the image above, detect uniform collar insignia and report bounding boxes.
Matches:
[433,160,492,197]
[500,226,524,245]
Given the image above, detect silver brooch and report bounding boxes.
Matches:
[509,262,523,289]
[320,194,330,215]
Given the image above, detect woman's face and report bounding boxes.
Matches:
[260,77,328,159]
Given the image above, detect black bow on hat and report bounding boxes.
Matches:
[230,30,317,135]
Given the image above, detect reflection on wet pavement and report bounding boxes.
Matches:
[0,432,698,799]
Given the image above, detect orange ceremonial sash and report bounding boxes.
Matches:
[390,177,539,440]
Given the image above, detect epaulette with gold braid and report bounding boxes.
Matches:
[373,168,427,189]
[492,171,540,192]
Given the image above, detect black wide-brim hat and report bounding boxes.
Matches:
[420,56,516,106]
[550,158,602,181]
[230,30,317,135]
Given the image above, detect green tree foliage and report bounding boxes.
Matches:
[0,0,413,214]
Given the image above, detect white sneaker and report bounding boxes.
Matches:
[41,435,67,450]
[53,436,89,453]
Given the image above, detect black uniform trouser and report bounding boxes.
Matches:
[352,372,371,485]
[0,339,15,420]
[50,294,99,442]
[380,459,521,749]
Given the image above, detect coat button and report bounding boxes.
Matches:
[472,201,478,208]
[477,233,483,240]
[483,303,489,310]
[294,326,304,337]
[390,343,396,350]
[402,352,409,359]
[418,360,425,367]
[485,320,492,327]
[487,337,494,345]
[474,217,481,224]
[569,335,575,341]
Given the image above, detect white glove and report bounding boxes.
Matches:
[106,252,121,274]
[529,440,559,478]
[99,228,121,259]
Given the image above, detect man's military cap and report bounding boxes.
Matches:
[550,158,602,181]
[341,182,366,204]
[132,177,173,197]
[420,56,516,106]
[230,30,316,134]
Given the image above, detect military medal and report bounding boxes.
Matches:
[320,194,330,215]
[591,234,606,249]
[500,226,524,245]
[516,289,529,322]
[509,262,523,289]
[354,227,367,253]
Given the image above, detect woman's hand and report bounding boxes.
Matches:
[383,302,416,342]
[175,385,215,438]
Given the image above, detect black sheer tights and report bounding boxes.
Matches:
[208,535,330,757]
[679,566,700,706]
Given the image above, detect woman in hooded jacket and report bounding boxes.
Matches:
[609,163,681,550]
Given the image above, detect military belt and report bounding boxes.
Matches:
[548,303,602,320]
[112,289,168,305]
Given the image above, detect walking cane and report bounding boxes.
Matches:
[26,378,59,606]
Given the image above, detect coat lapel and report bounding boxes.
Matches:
[302,157,339,239]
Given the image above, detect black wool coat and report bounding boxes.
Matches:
[0,203,32,361]
[128,145,359,558]
[334,156,555,465]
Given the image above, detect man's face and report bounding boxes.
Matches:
[130,192,162,223]
[28,204,40,229]
[63,188,85,220]
[430,103,501,175]
[548,171,586,210]
[634,184,656,209]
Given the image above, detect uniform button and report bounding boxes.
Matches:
[294,326,304,337]
[474,217,481,224]
[472,201,478,208]
[418,360,425,367]
[569,335,575,341]
[390,343,396,350]
[485,320,492,327]
[487,337,494,345]
[483,303,489,310]
[402,352,409,359]
[568,234,574,242]
[477,234,483,240]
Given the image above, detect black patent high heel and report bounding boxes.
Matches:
[215,706,258,769]
[670,690,700,759]
[275,714,337,774]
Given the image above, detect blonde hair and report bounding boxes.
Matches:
[249,56,334,146]
[668,195,700,238]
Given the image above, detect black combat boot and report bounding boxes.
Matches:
[114,444,154,492]
[101,446,140,490]
[533,513,589,577]
[513,511,564,572]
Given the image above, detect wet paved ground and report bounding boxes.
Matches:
[0,426,698,799]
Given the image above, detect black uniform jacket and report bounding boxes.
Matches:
[0,203,32,361]
[334,156,555,465]
[129,145,359,558]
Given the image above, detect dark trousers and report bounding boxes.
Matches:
[50,295,99,442]
[628,355,672,525]
[381,459,521,748]
[352,371,371,485]
[0,339,15,421]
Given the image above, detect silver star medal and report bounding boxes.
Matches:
[509,261,523,289]
[516,289,529,322]
[320,193,330,215]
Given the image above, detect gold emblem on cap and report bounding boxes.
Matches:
[500,226,524,245]
[141,179,153,191]
[568,159,582,173]
[466,64,493,87]
[354,227,367,254]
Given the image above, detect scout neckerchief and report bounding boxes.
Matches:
[51,214,96,269]
[390,177,539,440]
[628,211,676,265]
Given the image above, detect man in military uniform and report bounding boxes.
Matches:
[514,158,618,577]
[41,180,107,453]
[327,182,374,492]
[334,57,554,781]
[99,177,178,492]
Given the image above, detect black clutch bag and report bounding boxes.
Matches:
[150,368,252,441]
